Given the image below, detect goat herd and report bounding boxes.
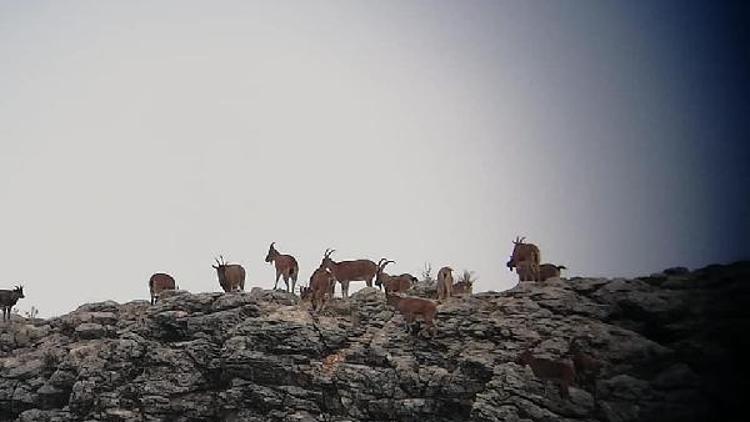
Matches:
[0,237,590,397]
[0,237,566,329]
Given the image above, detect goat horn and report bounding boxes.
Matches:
[520,237,526,243]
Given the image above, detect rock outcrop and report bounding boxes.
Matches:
[1,262,748,421]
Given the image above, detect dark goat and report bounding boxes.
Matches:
[517,349,576,398]
[212,255,246,292]
[149,273,176,305]
[0,286,24,322]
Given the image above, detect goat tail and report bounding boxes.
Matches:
[557,265,567,270]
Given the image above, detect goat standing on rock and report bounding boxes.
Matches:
[303,266,336,312]
[386,293,438,337]
[375,259,417,294]
[516,349,576,398]
[320,248,377,298]
[436,266,454,301]
[265,242,299,293]
[148,273,176,305]
[212,256,246,292]
[0,285,24,322]
[507,236,541,282]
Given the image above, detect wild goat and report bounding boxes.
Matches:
[516,261,540,282]
[148,273,176,305]
[265,242,299,293]
[506,236,541,281]
[320,248,378,298]
[570,338,602,387]
[386,293,437,336]
[436,266,454,301]
[304,266,336,311]
[539,263,566,281]
[375,259,416,294]
[452,270,476,296]
[212,255,246,292]
[516,349,576,398]
[0,286,24,322]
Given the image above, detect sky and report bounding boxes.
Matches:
[1,1,748,317]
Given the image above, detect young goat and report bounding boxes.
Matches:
[516,261,540,282]
[386,293,438,336]
[539,264,567,282]
[375,259,416,294]
[320,248,378,298]
[306,266,336,312]
[516,349,576,398]
[265,242,299,294]
[452,270,476,296]
[212,256,246,292]
[506,236,541,281]
[0,285,25,322]
[148,273,176,305]
[436,266,454,301]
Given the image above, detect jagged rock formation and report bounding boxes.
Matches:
[1,262,748,421]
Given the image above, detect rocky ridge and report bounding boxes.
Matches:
[1,262,748,421]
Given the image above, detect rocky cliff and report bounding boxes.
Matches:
[1,262,748,422]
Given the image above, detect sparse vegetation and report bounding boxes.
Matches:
[23,306,39,319]
[421,262,435,283]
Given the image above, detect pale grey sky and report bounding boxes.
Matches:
[1,1,747,317]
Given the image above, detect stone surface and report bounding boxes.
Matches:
[0,262,748,421]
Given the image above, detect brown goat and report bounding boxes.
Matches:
[306,266,336,311]
[0,285,24,322]
[320,248,378,298]
[570,339,602,387]
[451,280,473,296]
[212,255,246,292]
[265,242,299,293]
[148,273,176,305]
[517,349,576,398]
[386,293,438,336]
[516,261,540,282]
[506,236,541,281]
[375,259,416,294]
[436,266,454,301]
[539,263,566,281]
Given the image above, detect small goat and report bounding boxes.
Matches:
[265,242,299,293]
[375,259,416,294]
[452,270,476,296]
[516,261,540,282]
[517,349,576,398]
[436,266,454,301]
[305,266,336,311]
[386,293,438,336]
[320,248,378,298]
[148,273,176,305]
[0,285,24,322]
[212,255,246,292]
[506,236,541,281]
[570,338,602,387]
[539,263,566,281]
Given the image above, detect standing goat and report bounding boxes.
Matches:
[212,255,246,292]
[506,236,541,281]
[386,293,438,336]
[375,259,417,294]
[304,266,336,312]
[539,264,567,281]
[0,286,24,322]
[436,266,454,301]
[452,270,476,296]
[148,273,176,305]
[320,248,378,298]
[517,349,576,398]
[265,242,299,293]
[516,261,540,282]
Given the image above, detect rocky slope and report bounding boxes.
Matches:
[1,262,748,422]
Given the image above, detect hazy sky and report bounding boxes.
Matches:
[1,1,748,317]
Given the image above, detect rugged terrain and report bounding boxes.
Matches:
[1,262,748,422]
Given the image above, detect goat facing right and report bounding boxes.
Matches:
[386,293,438,337]
[0,285,25,322]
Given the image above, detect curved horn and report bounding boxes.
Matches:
[215,257,222,266]
[270,242,276,248]
[377,258,388,267]
[519,237,526,243]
